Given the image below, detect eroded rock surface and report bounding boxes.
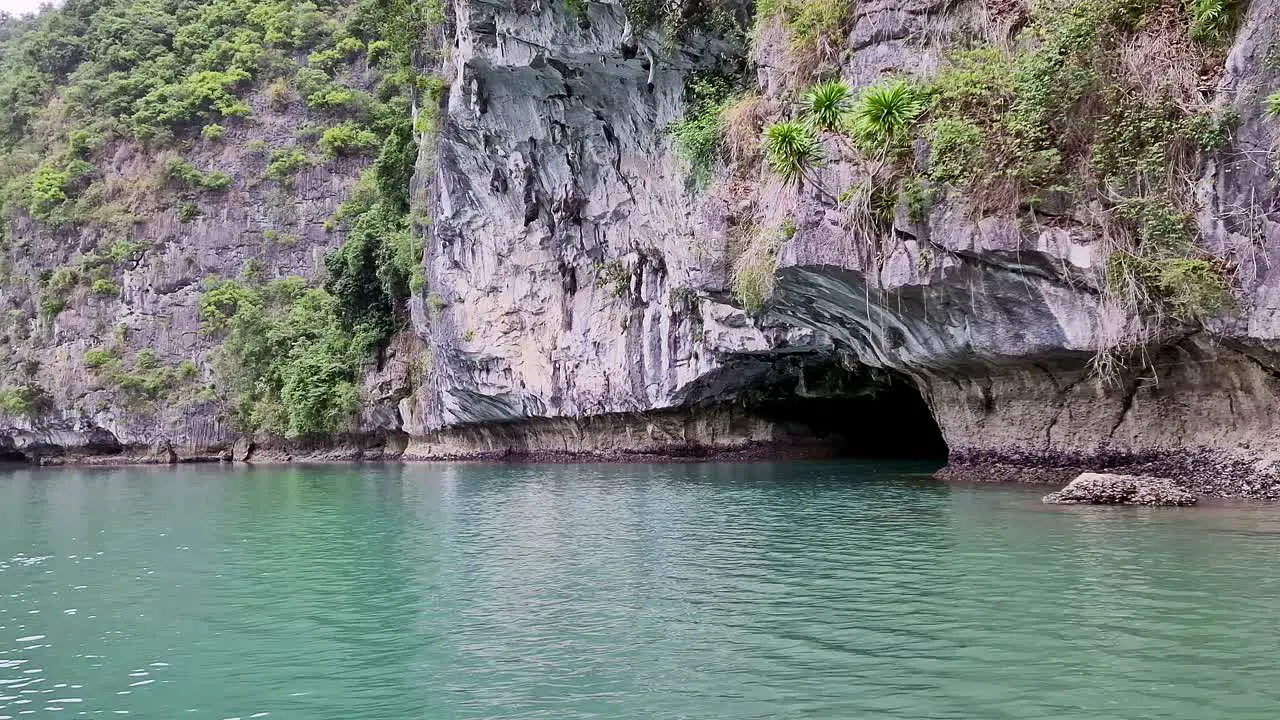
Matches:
[1043,473,1198,506]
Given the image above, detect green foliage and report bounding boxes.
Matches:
[306,86,368,111]
[84,345,193,402]
[267,77,293,110]
[0,385,47,417]
[319,122,379,157]
[266,148,310,182]
[756,0,853,60]
[83,347,120,369]
[731,224,783,312]
[39,266,80,317]
[849,80,924,152]
[1180,107,1236,150]
[27,164,70,219]
[165,157,231,190]
[801,79,853,133]
[670,74,737,182]
[594,260,630,298]
[325,171,416,338]
[335,36,364,56]
[68,129,105,158]
[200,277,367,436]
[306,47,345,73]
[1187,0,1239,45]
[201,123,226,140]
[132,68,252,136]
[178,201,201,222]
[925,118,984,186]
[92,278,121,296]
[366,39,392,63]
[1106,196,1232,318]
[763,121,822,184]
[1265,93,1280,119]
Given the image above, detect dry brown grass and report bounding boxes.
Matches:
[1116,6,1210,111]
[722,93,773,172]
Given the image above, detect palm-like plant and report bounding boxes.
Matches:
[850,79,924,150]
[1265,92,1280,120]
[763,121,823,184]
[801,79,853,133]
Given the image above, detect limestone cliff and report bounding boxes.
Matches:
[4,0,1280,496]
[401,0,1280,493]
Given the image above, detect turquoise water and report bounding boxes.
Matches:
[3,462,1280,719]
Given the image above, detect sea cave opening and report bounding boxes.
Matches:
[747,363,948,462]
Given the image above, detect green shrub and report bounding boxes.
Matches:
[201,123,226,140]
[178,202,201,222]
[763,121,822,184]
[756,0,853,62]
[68,129,105,158]
[307,48,345,73]
[366,39,392,63]
[131,68,252,134]
[39,266,80,317]
[850,79,924,152]
[267,77,293,110]
[319,122,379,157]
[202,170,232,190]
[801,79,853,133]
[0,386,46,417]
[1188,0,1239,45]
[161,155,225,191]
[336,37,364,56]
[926,118,985,186]
[306,86,368,111]
[92,278,120,296]
[200,277,366,436]
[28,165,70,219]
[83,347,119,369]
[266,148,310,181]
[1180,107,1236,150]
[1265,93,1280,119]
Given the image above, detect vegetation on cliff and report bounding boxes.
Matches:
[709,0,1245,334]
[0,0,443,435]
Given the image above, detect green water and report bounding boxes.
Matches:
[3,463,1280,719]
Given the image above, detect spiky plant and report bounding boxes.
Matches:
[763,121,823,184]
[1265,92,1280,120]
[850,79,924,150]
[1188,0,1236,45]
[801,79,853,133]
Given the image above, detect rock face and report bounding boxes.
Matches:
[395,0,1280,496]
[6,0,1280,499]
[1043,473,1198,507]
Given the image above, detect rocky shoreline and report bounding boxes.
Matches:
[9,440,1280,503]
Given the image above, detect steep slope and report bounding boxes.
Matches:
[0,0,431,460]
[405,0,1280,492]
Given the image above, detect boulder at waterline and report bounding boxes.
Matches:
[1042,473,1197,506]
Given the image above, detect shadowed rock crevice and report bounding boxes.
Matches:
[744,365,949,461]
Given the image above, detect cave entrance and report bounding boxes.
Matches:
[749,365,948,461]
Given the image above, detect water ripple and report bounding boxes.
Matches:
[2,462,1280,718]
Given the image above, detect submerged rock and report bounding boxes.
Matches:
[1042,473,1197,506]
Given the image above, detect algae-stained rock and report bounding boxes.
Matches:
[1043,473,1197,506]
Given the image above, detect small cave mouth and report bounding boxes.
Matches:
[0,448,31,465]
[748,365,948,462]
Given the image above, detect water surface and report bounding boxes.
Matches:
[2,462,1280,719]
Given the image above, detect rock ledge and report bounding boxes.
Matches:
[1042,473,1197,506]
